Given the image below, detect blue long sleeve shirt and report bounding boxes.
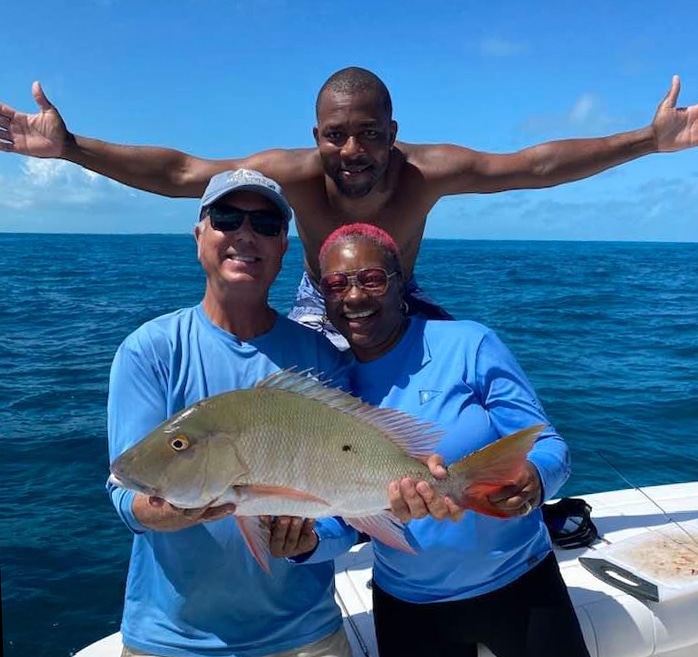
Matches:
[307,318,570,603]
[107,304,349,657]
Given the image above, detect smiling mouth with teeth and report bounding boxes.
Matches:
[226,254,260,263]
[345,310,375,320]
[341,164,371,174]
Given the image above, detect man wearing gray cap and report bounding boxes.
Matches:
[106,169,353,657]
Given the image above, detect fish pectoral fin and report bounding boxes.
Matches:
[236,485,331,505]
[235,515,272,575]
[345,513,416,554]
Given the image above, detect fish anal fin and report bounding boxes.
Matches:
[346,513,416,554]
[235,515,272,574]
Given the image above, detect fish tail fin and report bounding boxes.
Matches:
[448,424,545,517]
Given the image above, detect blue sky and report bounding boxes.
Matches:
[1,0,697,241]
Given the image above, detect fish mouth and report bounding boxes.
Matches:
[108,472,158,497]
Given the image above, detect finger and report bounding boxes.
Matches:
[300,518,316,539]
[388,480,411,523]
[0,141,14,152]
[442,497,464,522]
[486,484,520,504]
[269,517,293,556]
[32,81,54,112]
[415,481,449,520]
[270,516,291,540]
[200,507,234,522]
[509,498,536,517]
[283,517,304,550]
[0,104,16,121]
[426,454,447,479]
[663,74,681,109]
[207,503,236,518]
[180,499,224,522]
[399,478,429,519]
[490,492,528,514]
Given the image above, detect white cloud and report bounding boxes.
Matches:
[520,92,617,137]
[479,38,527,58]
[0,159,135,211]
[569,93,596,124]
[425,176,698,242]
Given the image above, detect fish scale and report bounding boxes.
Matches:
[215,385,432,516]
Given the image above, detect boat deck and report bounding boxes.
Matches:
[76,482,698,657]
[336,482,698,657]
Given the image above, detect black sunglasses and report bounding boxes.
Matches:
[207,206,286,237]
[320,267,399,301]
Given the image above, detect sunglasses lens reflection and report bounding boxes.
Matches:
[209,207,284,237]
[320,268,391,300]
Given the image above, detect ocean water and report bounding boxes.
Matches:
[1,234,697,656]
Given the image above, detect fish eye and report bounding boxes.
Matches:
[170,435,190,452]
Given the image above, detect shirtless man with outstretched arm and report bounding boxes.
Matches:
[2,67,696,342]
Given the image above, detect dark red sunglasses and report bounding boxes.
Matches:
[320,267,398,301]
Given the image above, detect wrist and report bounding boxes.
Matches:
[634,125,659,155]
[60,132,79,160]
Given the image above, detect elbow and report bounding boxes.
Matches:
[164,160,207,198]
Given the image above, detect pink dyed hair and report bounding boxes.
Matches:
[318,223,402,275]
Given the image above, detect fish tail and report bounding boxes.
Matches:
[447,424,545,517]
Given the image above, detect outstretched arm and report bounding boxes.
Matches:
[417,75,697,197]
[0,82,307,198]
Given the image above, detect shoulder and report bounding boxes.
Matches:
[420,319,506,363]
[272,315,347,370]
[244,148,323,185]
[396,141,480,174]
[119,307,197,356]
[423,318,493,343]
[273,315,337,351]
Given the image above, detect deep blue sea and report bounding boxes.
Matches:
[2,235,697,656]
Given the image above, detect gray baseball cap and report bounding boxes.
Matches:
[199,169,293,223]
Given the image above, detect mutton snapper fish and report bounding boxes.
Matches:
[109,369,544,572]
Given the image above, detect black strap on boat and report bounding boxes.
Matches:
[542,498,598,549]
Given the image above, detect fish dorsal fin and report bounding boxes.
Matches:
[256,368,443,460]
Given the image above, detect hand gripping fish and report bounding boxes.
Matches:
[109,369,544,572]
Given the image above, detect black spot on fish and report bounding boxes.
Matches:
[342,445,352,452]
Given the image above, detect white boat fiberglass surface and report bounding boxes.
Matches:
[75,482,698,657]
